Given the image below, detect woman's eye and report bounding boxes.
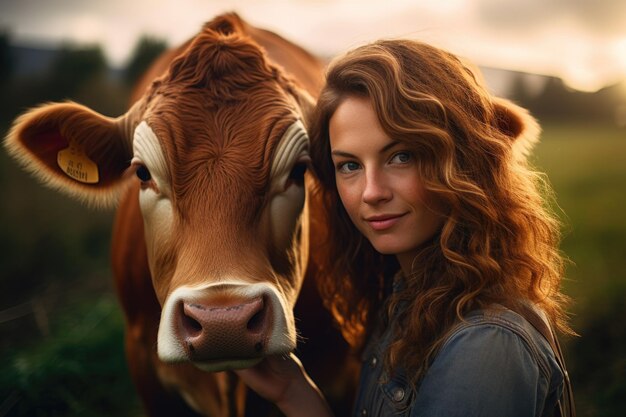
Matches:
[390,152,412,164]
[136,165,152,182]
[337,161,360,173]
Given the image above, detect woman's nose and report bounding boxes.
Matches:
[362,170,392,204]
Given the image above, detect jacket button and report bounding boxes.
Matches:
[360,408,368,416]
[369,356,377,367]
[392,387,405,402]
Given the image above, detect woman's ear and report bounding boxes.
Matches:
[492,97,541,159]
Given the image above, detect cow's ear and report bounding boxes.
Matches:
[492,97,541,159]
[4,101,134,207]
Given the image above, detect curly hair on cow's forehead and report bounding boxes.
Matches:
[164,29,275,99]
[309,38,572,384]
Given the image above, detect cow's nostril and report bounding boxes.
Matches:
[246,298,266,333]
[181,304,203,336]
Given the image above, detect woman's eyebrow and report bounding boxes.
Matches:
[380,140,401,153]
[331,140,401,158]
[331,149,355,158]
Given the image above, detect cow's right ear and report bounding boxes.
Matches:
[4,101,135,207]
[491,97,541,160]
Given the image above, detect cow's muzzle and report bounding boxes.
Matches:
[157,282,295,371]
[178,295,272,360]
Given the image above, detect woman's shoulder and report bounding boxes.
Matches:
[447,306,551,348]
[409,305,564,416]
[438,305,563,386]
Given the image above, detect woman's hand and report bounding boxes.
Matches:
[234,353,334,417]
[234,353,302,404]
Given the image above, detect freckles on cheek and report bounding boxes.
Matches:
[336,185,361,227]
[335,176,352,198]
[336,183,353,209]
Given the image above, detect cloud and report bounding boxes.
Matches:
[476,0,626,36]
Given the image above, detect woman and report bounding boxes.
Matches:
[236,39,574,417]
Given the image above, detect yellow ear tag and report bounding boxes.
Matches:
[57,143,100,184]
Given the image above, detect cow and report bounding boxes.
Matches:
[4,13,355,417]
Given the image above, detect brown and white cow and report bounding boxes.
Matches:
[5,13,355,417]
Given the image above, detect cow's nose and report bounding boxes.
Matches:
[177,296,271,361]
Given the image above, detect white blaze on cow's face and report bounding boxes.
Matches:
[130,117,311,370]
[267,119,310,259]
[132,121,175,270]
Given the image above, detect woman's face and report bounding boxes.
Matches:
[329,96,444,273]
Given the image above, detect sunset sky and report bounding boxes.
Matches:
[1,0,625,93]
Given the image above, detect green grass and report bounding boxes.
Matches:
[534,123,626,305]
[0,126,139,416]
[533,122,626,417]
[0,296,141,417]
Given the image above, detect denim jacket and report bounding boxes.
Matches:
[352,305,564,417]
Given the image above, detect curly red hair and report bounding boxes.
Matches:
[309,39,572,382]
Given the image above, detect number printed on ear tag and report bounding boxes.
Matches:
[57,143,99,184]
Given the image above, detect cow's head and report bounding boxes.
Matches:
[5,14,317,371]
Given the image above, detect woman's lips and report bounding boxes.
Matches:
[365,213,407,231]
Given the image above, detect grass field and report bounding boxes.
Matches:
[535,123,626,305]
[533,122,626,417]
[1,121,624,416]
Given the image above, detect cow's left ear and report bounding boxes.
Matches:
[492,97,541,159]
[4,101,135,207]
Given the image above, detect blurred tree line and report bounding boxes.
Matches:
[0,32,167,125]
[507,71,626,127]
[2,29,625,127]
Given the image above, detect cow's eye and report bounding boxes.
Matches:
[286,162,307,188]
[136,165,152,182]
